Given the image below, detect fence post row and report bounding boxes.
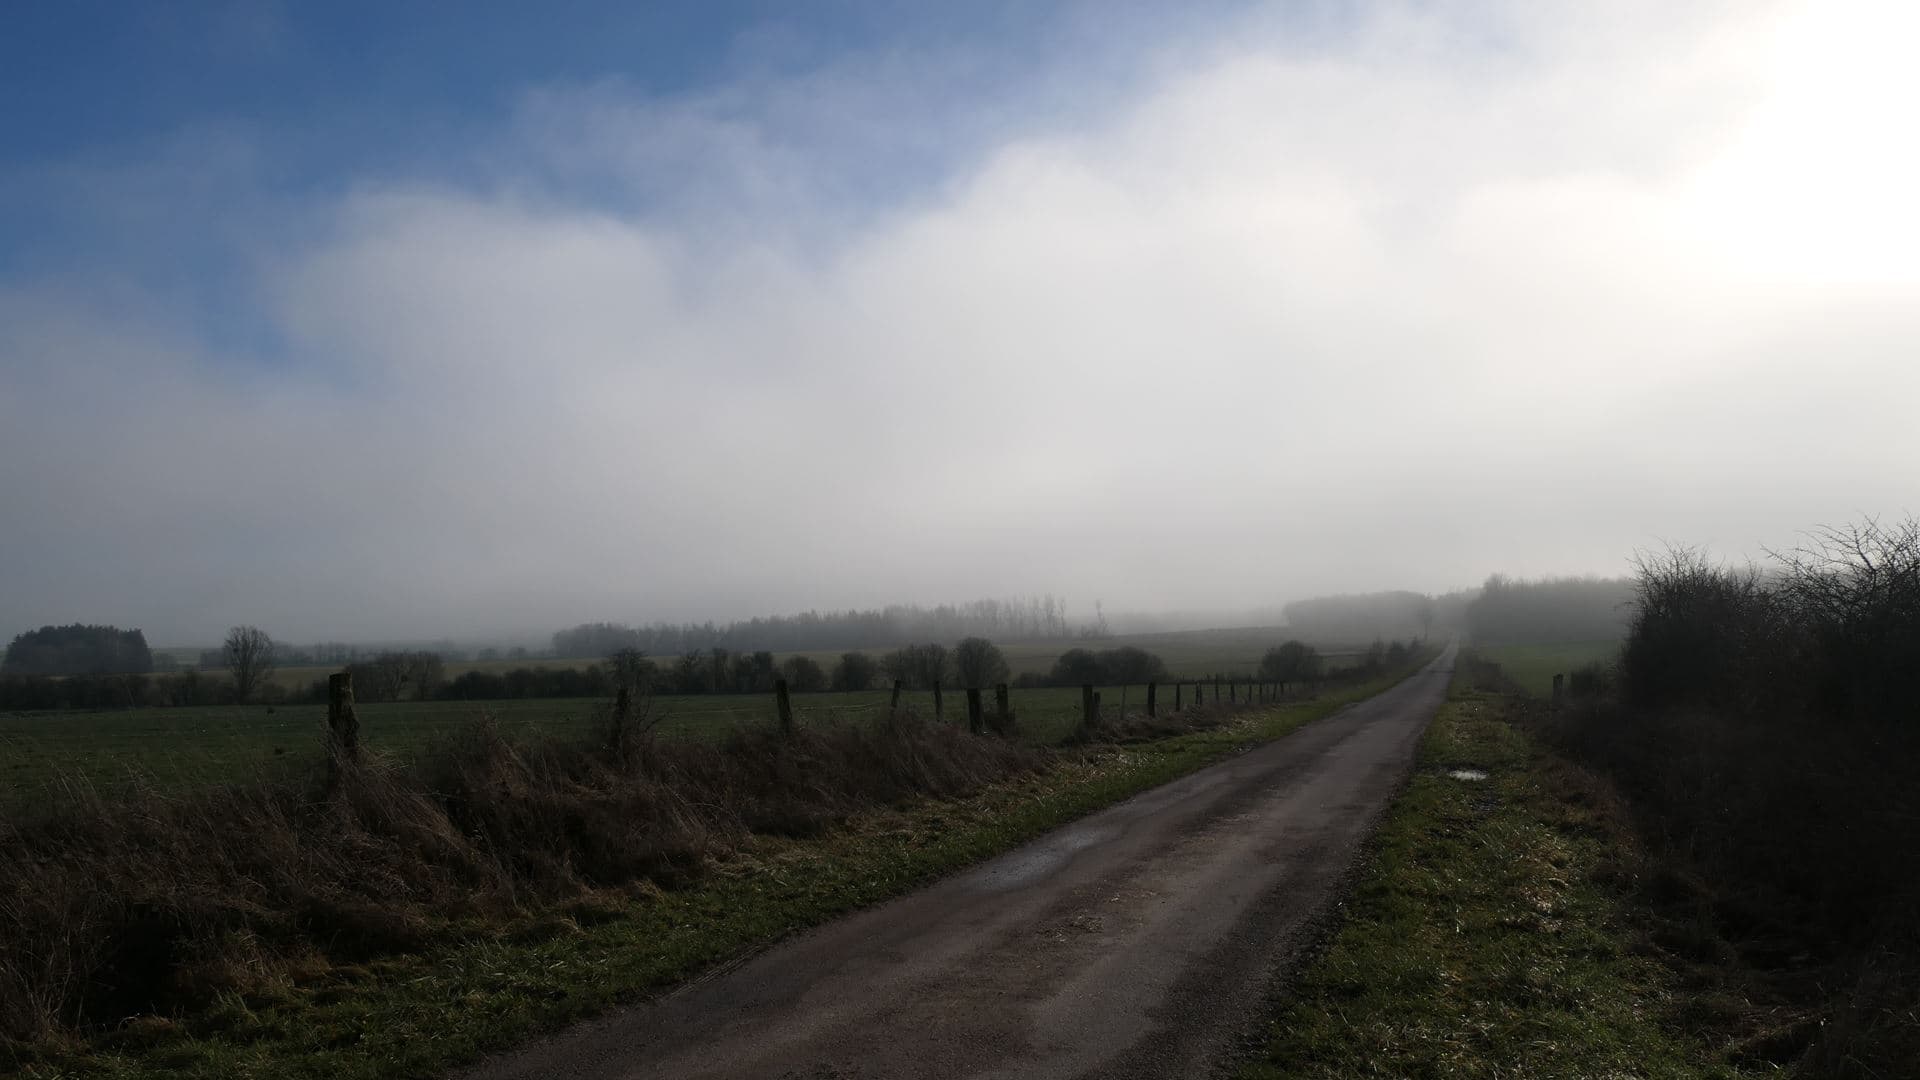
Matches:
[775,678,794,734]
[966,687,984,734]
[1213,677,1220,703]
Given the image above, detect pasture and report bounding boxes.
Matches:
[1472,640,1618,696]
[0,679,1265,796]
[3,626,1388,797]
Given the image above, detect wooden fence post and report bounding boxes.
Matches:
[994,683,1011,733]
[1229,681,1237,703]
[1212,677,1220,703]
[890,679,904,713]
[1081,683,1095,728]
[1146,681,1157,718]
[775,678,794,734]
[933,680,945,723]
[327,671,359,766]
[966,687,984,734]
[1092,691,1102,724]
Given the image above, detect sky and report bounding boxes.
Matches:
[1,0,1915,645]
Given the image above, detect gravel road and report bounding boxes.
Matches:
[465,645,1456,1080]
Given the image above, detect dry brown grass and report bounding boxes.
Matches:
[0,708,1045,1043]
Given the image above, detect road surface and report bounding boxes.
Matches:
[466,645,1456,1080]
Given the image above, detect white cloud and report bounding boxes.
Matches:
[3,0,1915,642]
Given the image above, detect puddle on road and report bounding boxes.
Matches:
[1446,768,1489,781]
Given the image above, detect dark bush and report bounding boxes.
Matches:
[779,655,828,693]
[1542,518,1920,1076]
[952,637,1011,689]
[830,652,877,691]
[1048,648,1105,685]
[1258,640,1322,684]
[436,665,610,702]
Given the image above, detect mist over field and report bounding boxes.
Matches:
[3,0,1915,643]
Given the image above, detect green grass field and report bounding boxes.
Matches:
[0,679,1279,796]
[5,627,1394,797]
[1472,640,1619,697]
[1237,654,1743,1080]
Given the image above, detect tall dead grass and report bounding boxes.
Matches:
[0,708,1040,1043]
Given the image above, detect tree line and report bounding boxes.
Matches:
[1281,592,1437,644]
[0,624,1422,713]
[1464,574,1633,643]
[549,596,1092,658]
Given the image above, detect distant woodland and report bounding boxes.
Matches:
[1,624,152,676]
[1464,575,1633,643]
[550,596,1091,658]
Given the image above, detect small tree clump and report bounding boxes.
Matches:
[952,637,1011,688]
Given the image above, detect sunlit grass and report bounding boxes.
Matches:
[1237,660,1743,1080]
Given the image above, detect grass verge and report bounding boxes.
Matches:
[1237,653,1747,1080]
[13,662,1431,1079]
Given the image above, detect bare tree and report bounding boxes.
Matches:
[224,625,276,704]
[831,651,877,691]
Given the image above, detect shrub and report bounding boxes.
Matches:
[779,655,828,693]
[1049,648,1105,686]
[1541,518,1920,1075]
[1258,640,1322,684]
[879,644,948,690]
[830,652,876,691]
[952,637,1011,689]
